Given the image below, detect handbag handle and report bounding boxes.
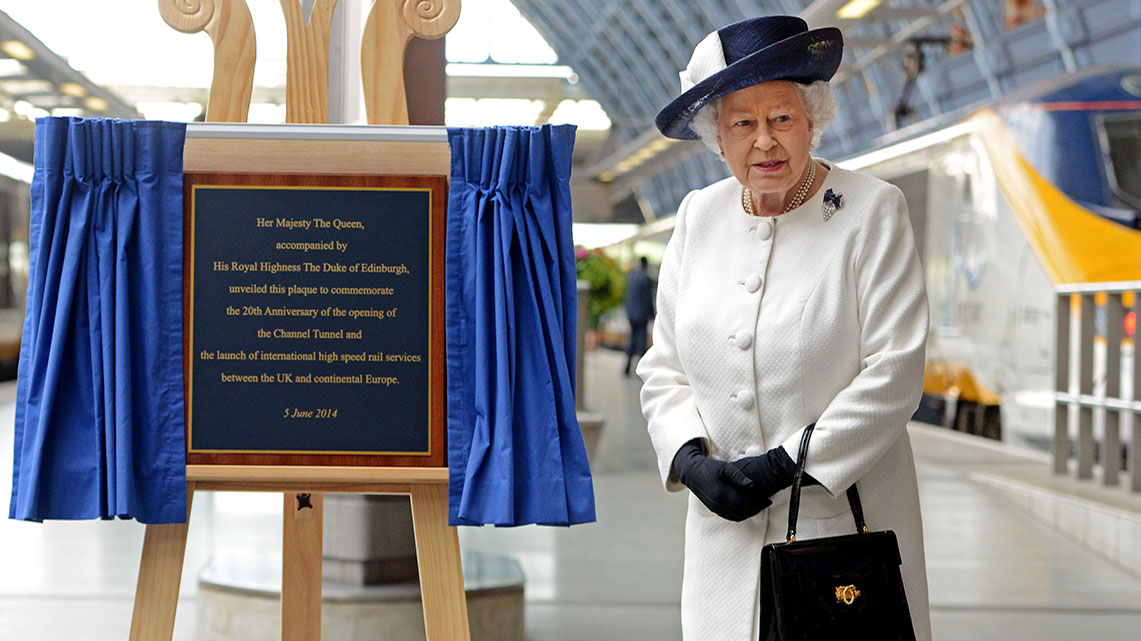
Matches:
[785,423,870,542]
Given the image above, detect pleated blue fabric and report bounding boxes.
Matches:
[446,125,596,526]
[9,118,187,524]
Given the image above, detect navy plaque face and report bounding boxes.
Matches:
[185,173,446,466]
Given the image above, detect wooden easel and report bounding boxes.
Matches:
[138,3,466,640]
[129,468,467,641]
[129,128,458,641]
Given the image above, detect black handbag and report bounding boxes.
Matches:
[759,423,916,641]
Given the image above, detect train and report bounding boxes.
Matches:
[849,65,1141,451]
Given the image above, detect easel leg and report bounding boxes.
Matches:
[129,485,195,641]
[282,492,323,641]
[410,483,470,641]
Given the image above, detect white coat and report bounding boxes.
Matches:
[637,162,932,641]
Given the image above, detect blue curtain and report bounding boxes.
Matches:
[446,125,596,526]
[9,118,187,524]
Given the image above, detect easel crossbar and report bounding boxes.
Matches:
[186,465,449,486]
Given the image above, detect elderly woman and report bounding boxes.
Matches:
[637,15,932,641]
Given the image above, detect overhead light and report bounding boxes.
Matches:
[836,0,883,19]
[84,96,109,111]
[648,139,671,152]
[0,59,26,77]
[0,40,34,61]
[547,99,612,131]
[1,79,54,95]
[614,160,635,173]
[598,171,615,183]
[443,97,544,127]
[12,100,47,120]
[11,100,35,118]
[445,63,576,79]
[59,82,87,98]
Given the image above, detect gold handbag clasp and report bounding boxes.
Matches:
[835,584,861,606]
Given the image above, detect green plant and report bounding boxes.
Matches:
[575,246,625,329]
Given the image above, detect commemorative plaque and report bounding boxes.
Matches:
[185,173,446,466]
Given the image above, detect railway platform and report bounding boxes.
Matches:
[2,350,1141,640]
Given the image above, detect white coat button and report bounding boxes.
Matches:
[735,331,753,349]
[745,274,762,293]
[736,390,754,410]
[758,220,773,240]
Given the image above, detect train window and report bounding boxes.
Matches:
[1098,113,1141,210]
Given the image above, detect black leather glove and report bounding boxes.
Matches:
[673,439,772,521]
[731,445,820,499]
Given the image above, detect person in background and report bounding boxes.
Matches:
[636,15,931,641]
[623,256,655,376]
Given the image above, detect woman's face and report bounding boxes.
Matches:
[717,81,814,198]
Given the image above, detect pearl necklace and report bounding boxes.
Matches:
[742,159,817,217]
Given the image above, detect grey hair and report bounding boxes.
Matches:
[689,80,839,157]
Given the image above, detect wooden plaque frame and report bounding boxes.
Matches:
[183,171,448,468]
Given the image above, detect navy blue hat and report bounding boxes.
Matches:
[655,16,843,140]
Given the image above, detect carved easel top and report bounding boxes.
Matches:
[159,0,461,125]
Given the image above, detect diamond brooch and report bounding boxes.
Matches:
[822,188,843,222]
